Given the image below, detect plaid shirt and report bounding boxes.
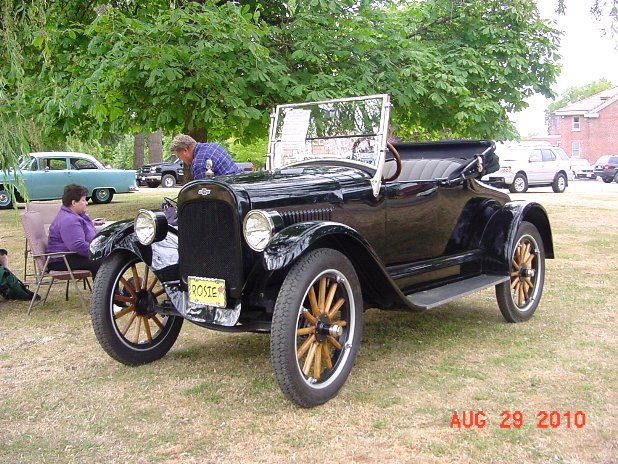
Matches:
[191,143,241,180]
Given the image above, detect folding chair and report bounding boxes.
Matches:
[23,202,62,282]
[19,211,92,314]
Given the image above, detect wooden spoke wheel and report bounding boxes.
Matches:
[90,251,183,365]
[271,249,363,408]
[496,221,545,322]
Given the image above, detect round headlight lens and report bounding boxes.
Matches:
[134,209,158,245]
[243,210,275,251]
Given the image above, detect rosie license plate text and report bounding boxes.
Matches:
[188,277,226,308]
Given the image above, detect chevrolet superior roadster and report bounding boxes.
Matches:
[90,95,553,407]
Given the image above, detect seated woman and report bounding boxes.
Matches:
[47,184,102,278]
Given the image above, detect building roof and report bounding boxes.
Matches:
[554,86,618,116]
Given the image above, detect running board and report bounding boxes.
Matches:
[406,274,509,310]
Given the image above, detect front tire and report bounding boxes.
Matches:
[90,252,183,365]
[161,174,176,188]
[271,249,363,408]
[602,177,613,184]
[509,174,528,193]
[0,188,14,209]
[552,173,567,193]
[495,222,545,323]
[92,188,114,204]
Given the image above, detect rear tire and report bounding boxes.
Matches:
[552,173,567,193]
[509,174,528,193]
[614,173,618,183]
[496,222,545,323]
[92,188,114,204]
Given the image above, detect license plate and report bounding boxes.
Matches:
[188,277,226,308]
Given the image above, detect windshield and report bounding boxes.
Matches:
[267,95,390,171]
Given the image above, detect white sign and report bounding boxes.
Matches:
[280,109,311,149]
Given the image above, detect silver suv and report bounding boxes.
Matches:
[481,143,571,193]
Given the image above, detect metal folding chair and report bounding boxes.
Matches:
[20,211,92,314]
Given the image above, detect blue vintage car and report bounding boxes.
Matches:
[0,152,138,209]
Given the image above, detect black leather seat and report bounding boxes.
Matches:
[383,158,466,182]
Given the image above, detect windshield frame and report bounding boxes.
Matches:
[266,94,391,197]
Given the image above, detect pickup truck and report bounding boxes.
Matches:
[137,156,184,188]
[137,157,254,188]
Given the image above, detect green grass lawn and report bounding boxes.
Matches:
[0,186,616,463]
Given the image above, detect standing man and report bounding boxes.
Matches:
[170,134,241,180]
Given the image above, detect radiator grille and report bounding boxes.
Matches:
[178,200,242,290]
[280,208,333,227]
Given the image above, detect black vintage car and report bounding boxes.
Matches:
[90,95,553,408]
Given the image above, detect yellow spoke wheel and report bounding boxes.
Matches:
[496,222,545,323]
[271,249,363,408]
[90,252,183,365]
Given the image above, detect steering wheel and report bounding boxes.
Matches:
[384,142,402,182]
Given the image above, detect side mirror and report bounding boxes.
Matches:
[529,154,541,162]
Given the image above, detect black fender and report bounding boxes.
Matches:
[262,221,424,311]
[482,201,554,275]
[89,219,180,283]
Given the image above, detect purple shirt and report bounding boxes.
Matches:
[47,206,97,258]
[191,143,241,180]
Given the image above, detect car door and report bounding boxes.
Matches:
[26,156,70,200]
[539,149,558,182]
[68,156,101,194]
[384,180,457,264]
[526,149,543,184]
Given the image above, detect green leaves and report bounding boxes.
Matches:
[1,0,562,157]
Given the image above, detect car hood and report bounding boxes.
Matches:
[181,165,372,210]
[139,162,175,169]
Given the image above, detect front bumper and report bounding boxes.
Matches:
[482,176,508,188]
[575,172,596,179]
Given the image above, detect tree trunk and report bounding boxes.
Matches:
[147,129,163,163]
[186,127,208,142]
[134,133,145,169]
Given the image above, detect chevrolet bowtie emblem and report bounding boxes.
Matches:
[198,188,211,196]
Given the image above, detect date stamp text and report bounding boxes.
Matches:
[450,410,586,429]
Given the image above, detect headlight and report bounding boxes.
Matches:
[134,209,167,245]
[243,210,280,251]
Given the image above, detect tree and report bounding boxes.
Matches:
[2,0,562,174]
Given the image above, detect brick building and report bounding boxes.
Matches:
[548,86,618,164]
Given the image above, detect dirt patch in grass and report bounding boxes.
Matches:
[1,185,617,463]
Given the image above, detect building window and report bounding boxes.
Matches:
[572,142,581,157]
[572,116,581,131]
